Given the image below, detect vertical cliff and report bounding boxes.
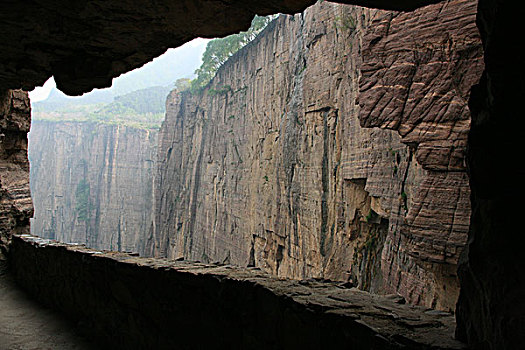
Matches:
[356,0,484,308]
[0,90,33,261]
[147,0,482,311]
[29,121,157,253]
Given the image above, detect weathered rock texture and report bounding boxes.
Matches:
[0,0,439,95]
[147,0,482,312]
[11,234,465,349]
[0,90,32,260]
[29,121,157,253]
[0,0,520,347]
[357,0,484,308]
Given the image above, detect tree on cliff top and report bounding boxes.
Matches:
[190,15,277,92]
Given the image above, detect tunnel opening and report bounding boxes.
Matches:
[24,0,480,313]
[2,0,522,347]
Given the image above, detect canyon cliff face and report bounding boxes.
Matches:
[29,121,157,253]
[147,0,482,311]
[0,90,33,260]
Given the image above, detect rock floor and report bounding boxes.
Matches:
[0,264,93,350]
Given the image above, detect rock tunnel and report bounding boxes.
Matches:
[0,0,523,348]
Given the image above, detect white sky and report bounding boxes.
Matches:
[29,38,209,102]
[29,77,56,102]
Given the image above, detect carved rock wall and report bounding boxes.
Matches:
[0,0,520,346]
[147,0,482,311]
[0,90,32,260]
[29,121,156,253]
[11,234,465,349]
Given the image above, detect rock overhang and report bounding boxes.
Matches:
[0,0,441,95]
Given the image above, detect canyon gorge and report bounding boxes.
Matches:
[29,121,157,253]
[29,0,482,313]
[2,0,523,347]
[148,0,482,312]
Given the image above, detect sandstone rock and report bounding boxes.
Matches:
[0,90,32,260]
[357,0,483,310]
[29,121,157,253]
[147,0,482,311]
[0,0,521,347]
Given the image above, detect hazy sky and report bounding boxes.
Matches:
[29,38,209,102]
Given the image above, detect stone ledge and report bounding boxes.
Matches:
[9,234,465,349]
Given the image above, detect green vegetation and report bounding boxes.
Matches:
[401,191,408,211]
[389,148,397,157]
[234,86,248,94]
[232,140,243,163]
[32,86,169,130]
[364,230,379,251]
[353,227,380,264]
[33,15,275,129]
[75,179,90,221]
[174,78,191,92]
[190,15,277,93]
[99,86,170,115]
[208,85,232,96]
[334,14,356,32]
[365,209,374,223]
[31,39,207,129]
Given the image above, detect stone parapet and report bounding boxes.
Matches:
[11,234,464,349]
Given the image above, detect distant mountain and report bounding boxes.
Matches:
[110,44,206,95]
[33,39,207,113]
[98,86,172,116]
[32,88,115,112]
[32,86,170,130]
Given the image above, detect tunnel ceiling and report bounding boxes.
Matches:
[1,0,439,95]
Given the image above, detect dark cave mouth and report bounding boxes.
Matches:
[3,0,508,344]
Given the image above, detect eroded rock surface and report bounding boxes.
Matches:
[147,0,482,311]
[0,0,520,347]
[0,90,32,260]
[357,0,484,308]
[11,234,465,349]
[29,121,157,253]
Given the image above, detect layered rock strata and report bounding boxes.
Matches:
[0,90,32,260]
[11,234,465,349]
[356,0,484,308]
[29,121,157,253]
[147,0,482,311]
[0,0,518,347]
